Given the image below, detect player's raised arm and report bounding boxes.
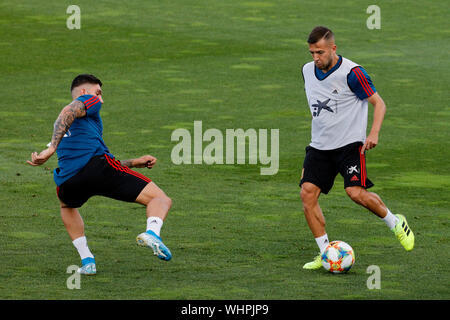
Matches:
[27,99,86,166]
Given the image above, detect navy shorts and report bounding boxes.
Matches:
[57,154,151,208]
[299,142,374,194]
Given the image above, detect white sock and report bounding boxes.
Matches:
[383,208,399,230]
[146,216,163,237]
[315,234,330,254]
[72,236,94,260]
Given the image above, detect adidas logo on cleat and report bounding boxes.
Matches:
[402,221,411,236]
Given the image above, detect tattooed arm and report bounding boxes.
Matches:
[49,100,86,149]
[120,155,157,169]
[119,159,134,167]
[27,100,86,166]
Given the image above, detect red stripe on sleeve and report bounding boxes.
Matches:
[352,69,371,97]
[354,67,374,96]
[355,67,374,96]
[85,97,100,109]
[83,96,96,105]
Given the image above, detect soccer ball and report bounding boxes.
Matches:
[321,241,355,273]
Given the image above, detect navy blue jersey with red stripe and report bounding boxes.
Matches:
[54,94,114,186]
[346,66,376,100]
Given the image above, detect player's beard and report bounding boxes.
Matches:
[317,57,333,71]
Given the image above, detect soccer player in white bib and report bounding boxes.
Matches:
[299,27,415,270]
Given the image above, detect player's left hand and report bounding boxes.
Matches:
[134,155,157,169]
[361,132,378,154]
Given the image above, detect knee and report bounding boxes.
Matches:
[300,188,309,204]
[346,187,364,204]
[163,195,172,210]
[151,194,172,209]
[300,185,318,209]
[152,193,172,210]
[138,183,172,209]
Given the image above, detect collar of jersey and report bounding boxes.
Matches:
[314,55,342,81]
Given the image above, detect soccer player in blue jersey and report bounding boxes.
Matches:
[299,27,415,270]
[27,74,172,275]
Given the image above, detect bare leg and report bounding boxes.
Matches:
[135,182,173,260]
[60,201,85,241]
[135,182,172,220]
[300,182,326,238]
[60,201,95,272]
[345,186,387,218]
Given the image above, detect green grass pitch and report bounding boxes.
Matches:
[0,0,448,300]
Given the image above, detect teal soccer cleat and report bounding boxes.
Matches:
[77,257,96,275]
[136,230,172,261]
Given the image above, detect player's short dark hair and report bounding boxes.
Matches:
[71,74,102,92]
[307,26,334,44]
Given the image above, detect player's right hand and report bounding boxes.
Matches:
[27,146,56,166]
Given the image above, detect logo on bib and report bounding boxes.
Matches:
[312,98,334,117]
